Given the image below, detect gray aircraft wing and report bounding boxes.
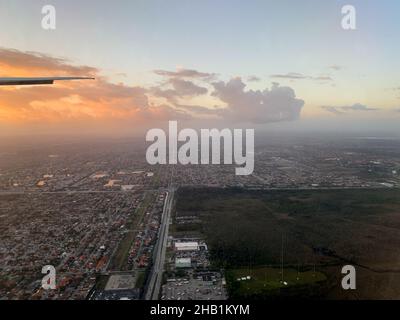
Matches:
[0,77,94,86]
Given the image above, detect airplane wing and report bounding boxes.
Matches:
[0,77,94,86]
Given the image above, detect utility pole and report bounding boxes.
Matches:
[281,234,284,283]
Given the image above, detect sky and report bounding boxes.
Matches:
[0,0,399,136]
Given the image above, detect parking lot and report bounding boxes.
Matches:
[161,274,227,300]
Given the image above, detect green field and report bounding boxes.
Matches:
[109,231,136,271]
[135,271,146,288]
[175,187,400,299]
[109,191,155,271]
[227,267,326,298]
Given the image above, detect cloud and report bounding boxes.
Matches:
[0,80,188,124]
[0,47,97,77]
[169,78,208,96]
[211,78,304,124]
[0,48,187,125]
[0,48,305,129]
[328,65,342,71]
[176,104,220,117]
[271,73,308,80]
[341,103,378,111]
[151,69,211,104]
[270,72,332,82]
[151,78,208,104]
[313,76,333,81]
[321,103,378,115]
[169,78,208,97]
[320,106,345,115]
[247,76,261,82]
[153,68,215,79]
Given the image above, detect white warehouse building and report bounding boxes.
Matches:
[174,241,199,251]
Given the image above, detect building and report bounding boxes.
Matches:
[175,242,199,251]
[175,258,192,268]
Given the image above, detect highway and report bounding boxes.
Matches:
[145,187,175,300]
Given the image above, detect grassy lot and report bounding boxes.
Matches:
[93,275,109,290]
[228,267,326,293]
[135,271,146,288]
[109,231,136,271]
[127,191,155,229]
[109,191,156,271]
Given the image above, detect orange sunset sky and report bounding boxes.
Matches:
[1,0,399,136]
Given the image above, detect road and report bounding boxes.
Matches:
[145,187,175,300]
